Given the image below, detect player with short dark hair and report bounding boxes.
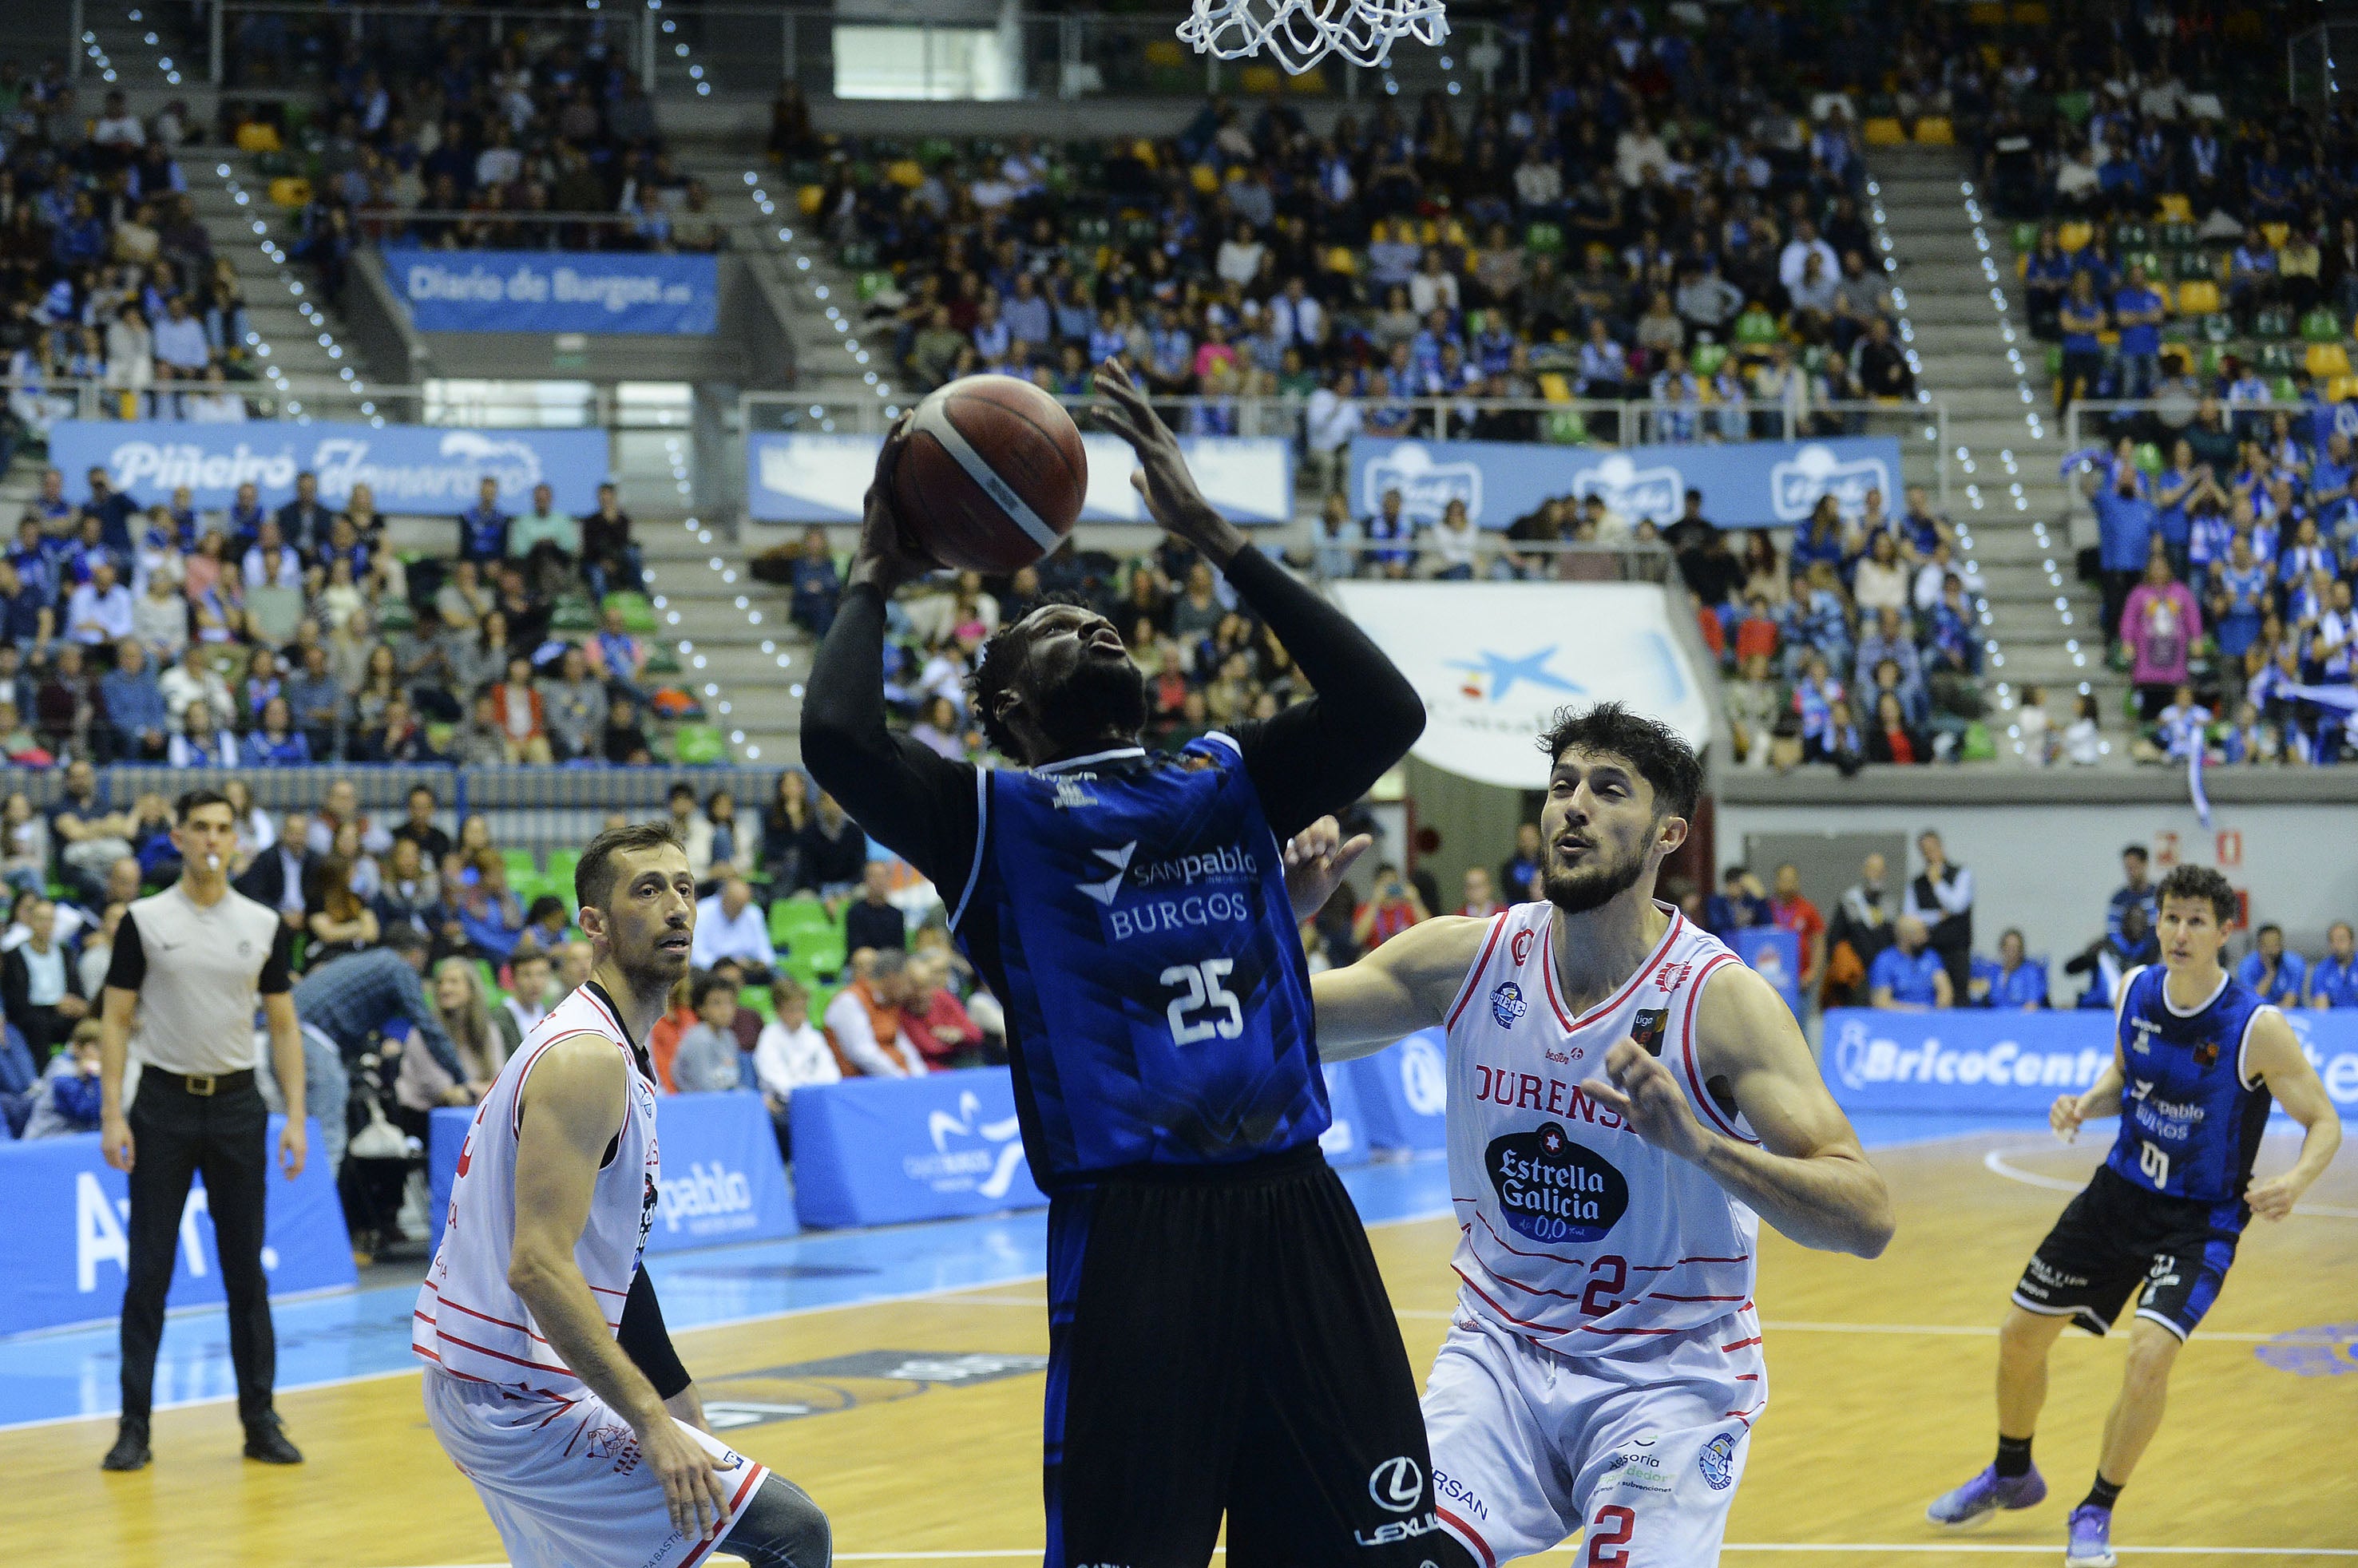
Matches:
[803,363,1445,1566]
[1928,865,2342,1566]
[1298,702,1894,1568]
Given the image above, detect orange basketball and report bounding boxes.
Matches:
[892,375,1088,573]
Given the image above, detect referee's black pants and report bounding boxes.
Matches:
[120,1072,276,1426]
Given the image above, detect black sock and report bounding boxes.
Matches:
[1995,1435,2033,1479]
[2083,1475,2123,1512]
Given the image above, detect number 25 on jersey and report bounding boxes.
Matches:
[1162,958,1243,1045]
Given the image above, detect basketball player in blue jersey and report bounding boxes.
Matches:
[803,360,1448,1568]
[1928,865,2341,1566]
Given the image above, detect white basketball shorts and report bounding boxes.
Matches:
[1421,1297,1767,1568]
[425,1369,772,1568]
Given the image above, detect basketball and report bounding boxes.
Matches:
[892,375,1088,573]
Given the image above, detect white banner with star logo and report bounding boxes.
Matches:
[1327,581,1712,790]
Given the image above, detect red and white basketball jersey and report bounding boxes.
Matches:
[1442,901,1758,1356]
[414,982,660,1394]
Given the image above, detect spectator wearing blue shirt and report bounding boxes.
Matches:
[2057,272,2106,417]
[1706,865,1772,944]
[2312,432,2357,545]
[455,475,510,564]
[1869,916,1953,1010]
[786,525,842,639]
[80,467,137,555]
[2090,458,2157,653]
[1973,928,2049,1009]
[98,637,169,762]
[2306,922,2358,1008]
[2236,923,2308,1008]
[2106,845,2158,941]
[2111,263,2166,402]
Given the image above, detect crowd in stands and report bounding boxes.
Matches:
[0,462,707,769]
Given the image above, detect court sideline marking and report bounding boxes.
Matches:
[1981,1148,2358,1218]
[394,1546,2358,1562]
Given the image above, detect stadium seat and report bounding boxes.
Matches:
[2157,195,2194,223]
[2252,307,2294,339]
[1189,164,1220,194]
[545,849,581,897]
[2173,279,2220,314]
[1912,117,1955,145]
[2301,307,2344,343]
[2332,375,2358,402]
[1690,342,1729,377]
[2273,375,2301,402]
[1546,410,1589,445]
[884,159,924,188]
[2134,442,2165,474]
[550,593,597,632]
[268,176,311,208]
[2011,222,2039,252]
[2053,88,2090,122]
[1240,65,1283,94]
[736,985,772,1022]
[2257,343,2298,375]
[1863,117,1907,145]
[2306,343,2352,378]
[1286,66,1330,93]
[1524,222,1564,255]
[503,849,539,885]
[797,185,822,215]
[2199,313,2234,343]
[234,121,283,152]
[2261,222,2292,249]
[604,591,656,633]
[2057,222,2093,252]
[672,725,729,766]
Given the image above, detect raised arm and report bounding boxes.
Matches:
[1587,962,1894,1257]
[1310,913,1492,1061]
[508,1036,732,1541]
[2241,1009,2343,1221]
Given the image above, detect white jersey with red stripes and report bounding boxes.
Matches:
[414,980,660,1393]
[1441,900,1758,1356]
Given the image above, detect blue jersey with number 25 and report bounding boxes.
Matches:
[950,734,1326,1188]
[2107,965,2275,1216]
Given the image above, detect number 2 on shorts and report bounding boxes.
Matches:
[1587,1504,1637,1566]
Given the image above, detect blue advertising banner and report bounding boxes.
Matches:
[0,1116,354,1337]
[430,1092,797,1257]
[1318,1062,1369,1168]
[1349,1030,1451,1153]
[53,420,611,516]
[1729,929,1803,1020]
[385,247,719,335]
[1821,1008,2358,1118]
[747,430,1294,525]
[1347,435,1906,531]
[790,1067,1047,1229]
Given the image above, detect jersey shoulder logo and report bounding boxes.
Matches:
[1698,1431,1738,1491]
[1051,777,1099,810]
[2193,1039,2220,1068]
[1631,1008,1667,1056]
[1491,980,1529,1028]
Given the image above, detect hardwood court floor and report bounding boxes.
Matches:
[14,1129,2356,1566]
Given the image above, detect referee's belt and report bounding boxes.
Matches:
[150,1067,257,1097]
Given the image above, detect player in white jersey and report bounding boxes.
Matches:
[1288,703,1894,1568]
[414,822,830,1568]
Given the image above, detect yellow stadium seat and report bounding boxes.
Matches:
[2010,1,2048,23]
[2306,343,2352,378]
[2331,375,2358,402]
[234,121,282,153]
[1287,67,1330,93]
[2261,221,2290,248]
[268,176,311,208]
[2174,279,2221,314]
[797,184,823,215]
[1324,245,1357,275]
[1979,42,2005,67]
[2096,329,2119,348]
[1418,218,1441,244]
[1863,117,1908,145]
[1143,38,1187,66]
[885,159,924,188]
[1190,163,1219,194]
[1968,2,2006,23]
[1240,65,1282,95]
[2157,194,2194,222]
[2057,221,2094,252]
[2016,254,2028,277]
[1537,371,1574,402]
[1913,117,1956,145]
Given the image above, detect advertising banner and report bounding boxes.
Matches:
[1349,1030,1451,1153]
[0,1116,354,1336]
[385,247,719,335]
[53,420,611,516]
[746,431,1294,525]
[1318,1062,1369,1168]
[1728,928,1803,1020]
[1327,580,1711,789]
[790,1068,1047,1229]
[430,1092,796,1257]
[1347,435,1905,531]
[1819,1008,2358,1118]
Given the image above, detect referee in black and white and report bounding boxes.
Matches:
[97,788,307,1473]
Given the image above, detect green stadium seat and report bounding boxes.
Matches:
[502,848,539,884]
[644,647,683,675]
[2133,442,2164,474]
[736,985,773,1022]
[2199,314,2234,344]
[604,591,656,633]
[1545,410,1588,445]
[549,593,597,632]
[2011,222,2039,252]
[672,724,729,766]
[2113,223,2150,251]
[2252,308,2294,340]
[1690,342,1729,378]
[1524,221,1564,255]
[2301,307,2344,343]
[2257,343,2298,374]
[545,849,581,898]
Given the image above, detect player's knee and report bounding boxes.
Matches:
[2122,1333,2181,1389]
[719,1474,832,1568]
[1996,1309,2052,1357]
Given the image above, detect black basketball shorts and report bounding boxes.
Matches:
[1041,1143,1456,1568]
[2011,1163,2243,1341]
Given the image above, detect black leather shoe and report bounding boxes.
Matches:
[101,1419,151,1471]
[243,1413,303,1465]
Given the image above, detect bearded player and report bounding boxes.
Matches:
[414,822,830,1568]
[1926,865,2339,1567]
[1296,703,1895,1567]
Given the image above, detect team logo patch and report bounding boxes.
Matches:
[1512,929,1536,966]
[1698,1431,1738,1491]
[1491,981,1529,1028]
[1368,1455,1424,1513]
[2194,1039,2221,1068]
[1484,1120,1630,1244]
[1631,1008,1668,1056]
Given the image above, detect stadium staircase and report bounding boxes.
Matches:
[1865,145,2128,754]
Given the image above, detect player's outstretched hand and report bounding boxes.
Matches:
[2049,1092,2086,1141]
[638,1414,734,1542]
[2245,1171,2304,1222]
[1088,358,1238,558]
[850,411,926,590]
[1585,1040,1710,1163]
[1282,815,1372,922]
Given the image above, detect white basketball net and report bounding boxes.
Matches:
[1178,0,1450,73]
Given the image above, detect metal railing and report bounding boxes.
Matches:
[1302,537,1678,584]
[113,1,1524,103]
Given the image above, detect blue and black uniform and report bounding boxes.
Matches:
[805,544,1443,1568]
[2011,966,2276,1340]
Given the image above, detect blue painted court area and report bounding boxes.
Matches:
[0,1121,2024,1431]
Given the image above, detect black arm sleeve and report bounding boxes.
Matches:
[104,913,147,992]
[799,580,980,889]
[257,923,295,995]
[1219,545,1426,839]
[616,1266,692,1400]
